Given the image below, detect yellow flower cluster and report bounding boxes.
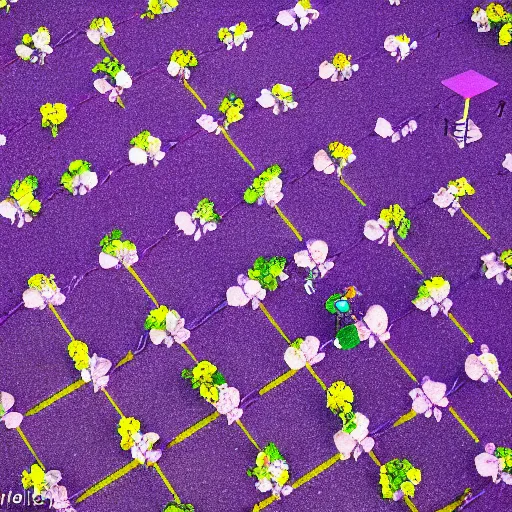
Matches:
[21,464,46,496]
[499,23,512,45]
[395,33,411,43]
[118,417,141,450]
[170,49,198,68]
[271,84,293,103]
[332,53,351,70]
[328,141,353,161]
[67,340,90,371]
[40,103,67,137]
[193,361,219,402]
[233,22,248,37]
[326,381,354,415]
[218,27,231,42]
[40,103,67,126]
[424,276,448,292]
[486,2,508,22]
[448,176,475,197]
[27,273,57,291]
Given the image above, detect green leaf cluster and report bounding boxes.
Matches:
[162,503,194,512]
[247,256,286,291]
[191,198,220,223]
[495,446,512,473]
[326,381,354,421]
[130,130,151,150]
[99,229,136,257]
[247,443,285,478]
[144,305,170,330]
[170,49,197,68]
[40,103,67,137]
[92,56,125,79]
[379,458,421,500]
[181,361,226,403]
[219,93,244,127]
[89,17,114,33]
[500,249,512,267]
[243,165,282,204]
[10,176,41,215]
[142,0,179,19]
[380,204,410,239]
[335,324,361,350]
[60,160,91,193]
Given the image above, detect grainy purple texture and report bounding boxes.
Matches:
[1,1,512,512]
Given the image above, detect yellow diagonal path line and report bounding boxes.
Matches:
[339,178,366,206]
[459,207,491,240]
[393,241,423,276]
[124,264,159,307]
[48,303,75,341]
[498,379,512,399]
[447,313,474,343]
[306,362,327,391]
[102,389,125,418]
[25,379,86,416]
[292,453,341,490]
[75,460,140,503]
[115,350,134,369]
[16,427,45,470]
[183,79,207,109]
[381,340,418,382]
[274,205,303,242]
[253,453,341,511]
[404,496,420,512]
[448,406,479,443]
[259,369,297,396]
[181,343,198,362]
[236,420,261,450]
[259,303,292,344]
[253,493,277,511]
[99,37,115,59]
[154,463,181,502]
[435,489,472,512]
[166,412,220,449]
[221,127,255,170]
[393,409,417,428]
[368,450,381,466]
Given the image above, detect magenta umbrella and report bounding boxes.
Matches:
[442,69,498,148]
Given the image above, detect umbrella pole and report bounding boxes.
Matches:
[461,97,471,148]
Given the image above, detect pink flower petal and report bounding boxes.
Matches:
[284,347,307,370]
[374,118,394,138]
[465,354,484,381]
[3,411,23,429]
[226,286,250,307]
[0,392,15,412]
[364,219,385,241]
[313,149,335,174]
[333,430,357,459]
[363,305,388,336]
[22,288,45,309]
[422,379,447,405]
[301,335,320,360]
[319,61,336,80]
[475,453,500,480]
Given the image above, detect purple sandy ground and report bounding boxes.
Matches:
[1,1,512,511]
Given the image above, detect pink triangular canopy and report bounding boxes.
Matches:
[441,70,498,99]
